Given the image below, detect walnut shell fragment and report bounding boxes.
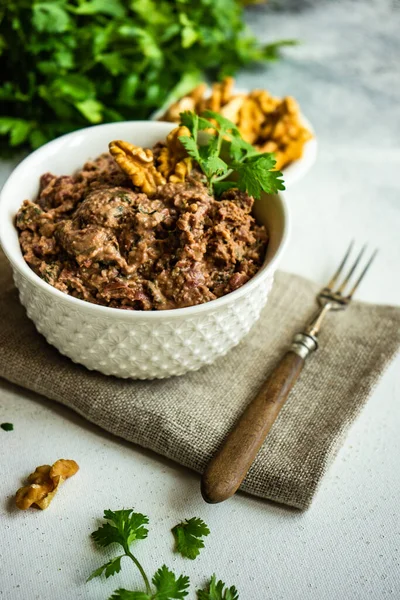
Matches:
[157,126,192,183]
[15,459,79,510]
[109,140,166,196]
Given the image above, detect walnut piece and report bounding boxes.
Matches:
[15,459,79,510]
[159,77,313,170]
[219,94,246,124]
[109,140,166,196]
[162,83,207,122]
[252,96,313,170]
[157,126,192,183]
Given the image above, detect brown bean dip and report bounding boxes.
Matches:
[16,152,268,310]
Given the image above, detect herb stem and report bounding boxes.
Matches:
[212,169,234,183]
[125,549,152,595]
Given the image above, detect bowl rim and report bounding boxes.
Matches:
[0,120,290,320]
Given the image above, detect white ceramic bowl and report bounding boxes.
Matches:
[0,122,290,379]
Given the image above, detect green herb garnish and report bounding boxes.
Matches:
[0,2,295,155]
[89,509,189,599]
[197,574,239,600]
[178,111,285,199]
[172,518,210,560]
[88,510,236,599]
[1,422,14,431]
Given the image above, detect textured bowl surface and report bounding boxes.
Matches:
[0,122,290,379]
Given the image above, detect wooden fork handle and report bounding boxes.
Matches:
[201,351,305,504]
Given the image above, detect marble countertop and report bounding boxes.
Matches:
[1,1,399,598]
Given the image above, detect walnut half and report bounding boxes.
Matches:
[156,126,193,183]
[15,459,79,510]
[109,140,166,197]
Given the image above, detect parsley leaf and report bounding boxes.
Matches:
[1,422,14,432]
[180,111,211,134]
[90,509,151,594]
[197,575,239,600]
[202,111,240,137]
[212,181,239,197]
[110,591,150,600]
[32,3,71,33]
[178,110,285,199]
[92,509,149,550]
[232,155,285,199]
[172,518,210,560]
[87,555,124,581]
[108,566,190,600]
[178,134,202,164]
[228,136,258,162]
[152,565,190,599]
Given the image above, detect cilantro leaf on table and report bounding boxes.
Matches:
[172,518,210,560]
[110,591,151,600]
[108,565,190,600]
[178,110,285,199]
[1,422,14,431]
[87,555,124,581]
[152,565,190,598]
[92,509,149,550]
[197,575,239,600]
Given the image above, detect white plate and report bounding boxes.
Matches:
[151,87,317,189]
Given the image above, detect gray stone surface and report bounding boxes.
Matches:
[241,0,400,304]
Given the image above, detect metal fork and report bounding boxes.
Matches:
[201,242,378,504]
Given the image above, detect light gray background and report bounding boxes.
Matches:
[1,1,399,598]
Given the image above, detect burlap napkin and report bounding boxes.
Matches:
[1,250,399,509]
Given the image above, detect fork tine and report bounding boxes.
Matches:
[346,249,378,298]
[336,244,367,294]
[325,240,354,291]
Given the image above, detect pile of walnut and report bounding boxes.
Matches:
[160,76,313,171]
[15,459,79,510]
[109,126,192,197]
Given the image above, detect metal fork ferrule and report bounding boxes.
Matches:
[290,333,318,359]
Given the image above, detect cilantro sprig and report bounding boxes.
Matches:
[197,575,239,600]
[89,509,189,599]
[110,565,190,600]
[172,518,210,560]
[178,111,285,199]
[88,510,238,599]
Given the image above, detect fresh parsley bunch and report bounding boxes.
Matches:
[0,1,295,155]
[179,111,285,199]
